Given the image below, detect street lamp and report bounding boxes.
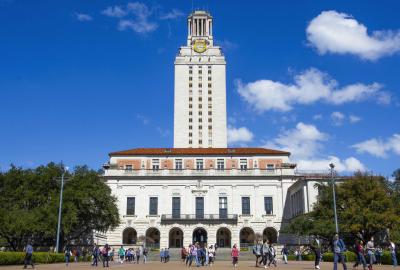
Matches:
[55,166,68,253]
[329,163,339,234]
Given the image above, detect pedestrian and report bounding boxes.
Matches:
[366,237,376,270]
[181,245,188,263]
[143,246,148,264]
[268,243,277,267]
[253,240,263,267]
[353,240,367,270]
[332,233,347,270]
[75,248,81,263]
[136,248,141,264]
[196,244,203,266]
[281,245,289,264]
[389,241,397,267]
[187,245,195,267]
[165,248,170,263]
[208,245,215,266]
[375,246,383,265]
[23,241,34,269]
[231,244,239,268]
[311,235,322,269]
[262,239,270,269]
[102,244,110,267]
[65,246,72,266]
[160,248,165,263]
[92,244,100,267]
[118,246,125,264]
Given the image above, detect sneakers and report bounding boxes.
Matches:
[316,266,320,269]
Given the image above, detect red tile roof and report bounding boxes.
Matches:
[109,147,290,157]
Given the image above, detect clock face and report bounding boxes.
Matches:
[194,39,207,53]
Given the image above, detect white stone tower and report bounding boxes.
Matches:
[174,10,227,148]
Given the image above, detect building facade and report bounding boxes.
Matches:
[102,10,323,249]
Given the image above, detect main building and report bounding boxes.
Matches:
[102,11,321,250]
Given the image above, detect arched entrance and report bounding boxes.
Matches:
[216,227,231,248]
[193,228,208,244]
[169,228,183,248]
[146,227,160,248]
[239,227,255,248]
[263,227,278,243]
[122,228,137,245]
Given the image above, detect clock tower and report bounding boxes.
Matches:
[174,10,227,148]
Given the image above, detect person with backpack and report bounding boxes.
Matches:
[143,246,148,264]
[311,235,322,269]
[102,244,110,267]
[268,243,277,267]
[353,240,367,270]
[281,245,289,264]
[91,244,100,267]
[332,233,347,270]
[253,240,263,267]
[208,245,215,266]
[262,239,270,269]
[231,244,239,268]
[64,246,72,266]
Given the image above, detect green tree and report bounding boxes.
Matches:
[0,163,120,251]
[282,173,400,243]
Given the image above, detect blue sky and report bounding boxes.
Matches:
[0,0,399,176]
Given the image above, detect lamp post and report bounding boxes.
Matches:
[329,163,339,234]
[55,167,68,253]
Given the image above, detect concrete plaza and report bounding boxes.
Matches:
[1,261,395,270]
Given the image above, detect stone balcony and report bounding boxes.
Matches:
[160,214,238,225]
[103,168,295,178]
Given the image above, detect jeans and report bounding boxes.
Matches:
[368,251,376,267]
[315,250,321,266]
[353,252,367,269]
[92,255,98,266]
[65,255,70,266]
[102,255,109,267]
[283,254,288,264]
[391,252,398,267]
[143,255,147,264]
[24,253,34,268]
[334,252,347,270]
[262,254,269,265]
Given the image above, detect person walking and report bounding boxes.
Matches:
[253,241,263,267]
[375,246,383,265]
[64,246,72,266]
[136,248,141,264]
[262,239,270,269]
[23,242,34,269]
[231,244,239,268]
[181,246,188,263]
[101,244,110,267]
[366,237,376,270]
[208,245,215,266]
[332,233,347,270]
[160,248,165,263]
[268,243,277,267]
[165,248,170,263]
[389,241,397,267]
[143,246,148,264]
[118,246,125,264]
[311,235,322,269]
[353,240,367,270]
[91,244,100,267]
[281,245,289,264]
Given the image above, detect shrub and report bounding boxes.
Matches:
[0,252,91,265]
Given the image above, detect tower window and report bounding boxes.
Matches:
[189,77,192,81]
[208,118,212,123]
[189,83,192,87]
[189,70,193,74]
[189,111,192,115]
[199,97,202,102]
[208,83,212,88]
[199,111,202,115]
[199,104,202,109]
[189,104,192,108]
[199,70,202,75]
[208,70,211,74]
[189,118,192,123]
[189,97,192,101]
[208,90,212,94]
[208,125,212,130]
[208,77,212,81]
[199,125,202,130]
[189,125,192,130]
[198,83,202,88]
[208,111,212,115]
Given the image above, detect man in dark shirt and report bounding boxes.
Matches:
[23,242,34,269]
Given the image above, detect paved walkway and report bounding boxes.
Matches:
[1,261,395,270]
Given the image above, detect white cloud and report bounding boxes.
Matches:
[75,13,93,22]
[136,114,149,125]
[331,111,345,126]
[352,134,400,158]
[264,122,366,173]
[102,2,158,34]
[102,6,127,17]
[349,115,361,123]
[297,156,366,173]
[227,126,254,144]
[313,114,323,120]
[236,68,385,112]
[160,9,184,20]
[264,122,327,159]
[307,10,400,60]
[216,39,239,51]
